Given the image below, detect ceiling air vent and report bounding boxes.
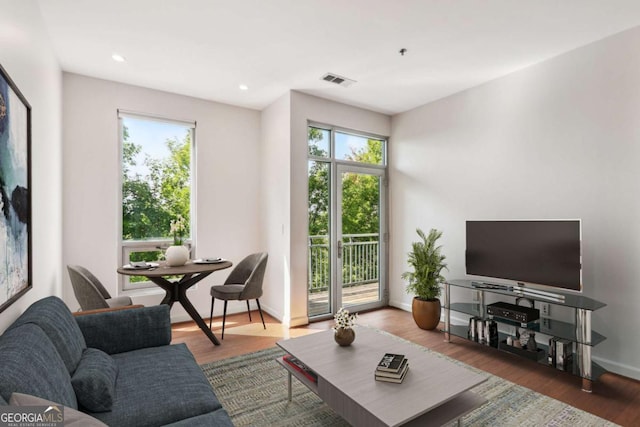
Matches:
[321,72,356,88]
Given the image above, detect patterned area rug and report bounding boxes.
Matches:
[201,342,617,427]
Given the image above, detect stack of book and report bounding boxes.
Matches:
[375,353,409,383]
[283,354,318,383]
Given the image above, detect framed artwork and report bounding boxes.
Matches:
[0,63,32,313]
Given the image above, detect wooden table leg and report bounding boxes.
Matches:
[177,272,221,346]
[149,272,221,345]
[179,293,221,345]
[149,277,178,306]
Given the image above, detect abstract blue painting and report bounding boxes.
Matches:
[0,63,31,313]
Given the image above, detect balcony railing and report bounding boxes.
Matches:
[308,233,379,292]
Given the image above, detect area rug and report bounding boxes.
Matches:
[201,342,617,427]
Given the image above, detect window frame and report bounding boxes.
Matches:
[308,122,388,169]
[306,122,389,319]
[117,110,197,293]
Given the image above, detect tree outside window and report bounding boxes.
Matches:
[120,115,194,286]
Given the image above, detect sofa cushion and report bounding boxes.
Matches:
[76,305,171,355]
[71,348,117,412]
[10,393,107,427]
[89,344,220,427]
[0,323,78,408]
[8,296,86,373]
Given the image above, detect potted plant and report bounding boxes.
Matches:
[333,307,357,346]
[401,228,448,330]
[165,215,189,266]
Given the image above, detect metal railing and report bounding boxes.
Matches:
[308,233,379,292]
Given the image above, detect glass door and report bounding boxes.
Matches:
[307,124,388,319]
[336,164,386,312]
[307,157,332,318]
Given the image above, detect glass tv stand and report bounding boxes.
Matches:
[443,279,606,392]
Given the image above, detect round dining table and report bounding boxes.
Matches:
[117,260,232,345]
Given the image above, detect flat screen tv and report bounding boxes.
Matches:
[466,220,582,292]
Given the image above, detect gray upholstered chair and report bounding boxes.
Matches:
[208,252,268,339]
[67,265,133,311]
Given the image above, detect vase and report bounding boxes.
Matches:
[411,297,441,330]
[165,245,189,266]
[527,332,538,352]
[334,327,355,346]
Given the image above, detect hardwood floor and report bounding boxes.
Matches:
[172,307,640,427]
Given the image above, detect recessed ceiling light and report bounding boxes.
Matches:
[239,84,249,91]
[112,53,126,62]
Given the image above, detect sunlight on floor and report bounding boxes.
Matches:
[173,321,239,332]
[223,322,323,339]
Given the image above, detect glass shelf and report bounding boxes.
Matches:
[448,303,606,346]
[447,324,606,381]
[446,280,606,311]
[444,279,607,389]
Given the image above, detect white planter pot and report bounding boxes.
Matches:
[165,245,189,266]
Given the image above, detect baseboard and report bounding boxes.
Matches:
[167,302,306,328]
[388,299,411,312]
[389,299,449,324]
[169,302,272,324]
[592,356,640,381]
[257,302,282,323]
[288,315,309,327]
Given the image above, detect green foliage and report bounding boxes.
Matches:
[308,133,382,237]
[307,127,332,236]
[341,139,381,235]
[308,127,328,157]
[308,161,329,236]
[341,172,379,235]
[347,138,383,165]
[307,129,384,291]
[401,228,448,301]
[122,126,191,241]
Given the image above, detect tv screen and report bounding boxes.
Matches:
[466,220,582,292]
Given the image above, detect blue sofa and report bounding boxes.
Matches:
[0,296,233,426]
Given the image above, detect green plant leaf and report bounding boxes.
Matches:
[402,228,448,300]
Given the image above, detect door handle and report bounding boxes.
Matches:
[337,240,343,258]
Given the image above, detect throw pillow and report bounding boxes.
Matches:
[9,393,108,427]
[71,348,118,412]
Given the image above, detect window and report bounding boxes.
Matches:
[118,111,195,290]
[334,132,385,165]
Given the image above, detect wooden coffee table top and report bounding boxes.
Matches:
[277,327,487,427]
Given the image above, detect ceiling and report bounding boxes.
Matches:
[37,0,640,115]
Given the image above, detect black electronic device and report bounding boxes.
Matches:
[487,301,540,323]
[471,281,513,291]
[466,220,582,292]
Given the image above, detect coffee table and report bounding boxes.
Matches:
[277,327,487,427]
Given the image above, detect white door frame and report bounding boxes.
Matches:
[333,163,388,313]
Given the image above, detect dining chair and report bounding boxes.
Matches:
[208,252,268,339]
[67,265,133,311]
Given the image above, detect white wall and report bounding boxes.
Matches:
[390,26,640,379]
[0,1,63,332]
[63,73,261,322]
[259,93,291,322]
